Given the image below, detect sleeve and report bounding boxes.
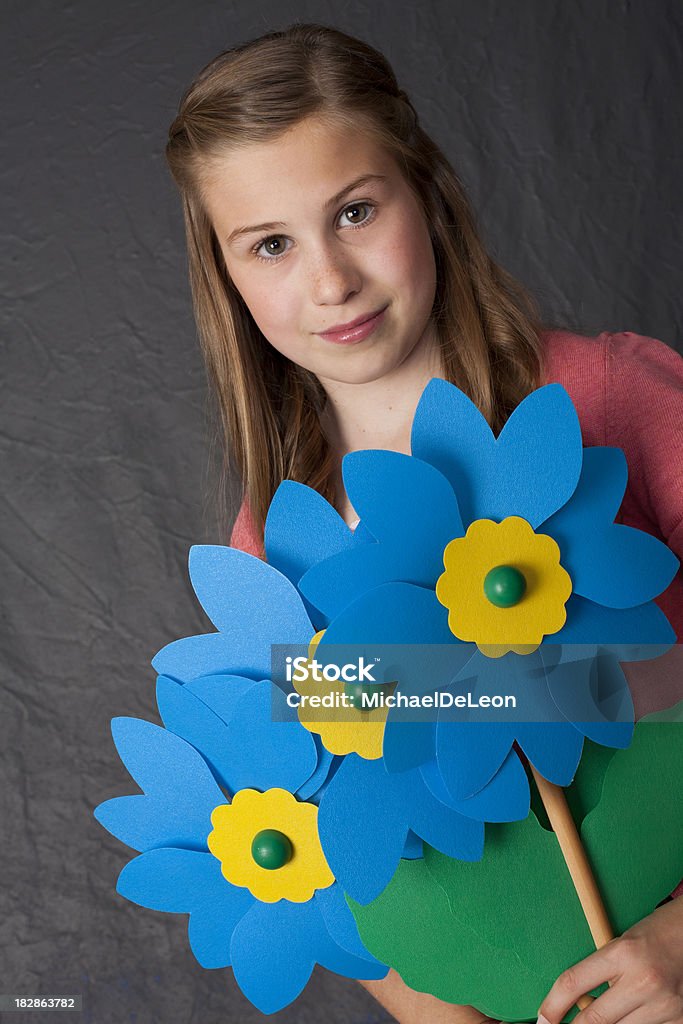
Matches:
[604,332,683,901]
[606,331,683,559]
[229,498,264,558]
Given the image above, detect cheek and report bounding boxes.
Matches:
[231,271,299,337]
[395,250,435,326]
[374,210,436,302]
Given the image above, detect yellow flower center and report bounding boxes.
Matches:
[291,630,388,760]
[436,516,572,658]
[207,788,333,903]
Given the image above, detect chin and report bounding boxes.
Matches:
[321,347,406,387]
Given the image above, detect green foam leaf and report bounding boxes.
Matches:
[348,708,683,1021]
[581,716,683,934]
[347,858,545,1022]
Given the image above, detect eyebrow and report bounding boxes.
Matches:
[226,173,388,245]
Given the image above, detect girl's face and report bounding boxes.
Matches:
[200,114,438,387]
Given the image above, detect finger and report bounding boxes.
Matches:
[555,980,641,1024]
[537,944,619,1022]
[614,1003,680,1024]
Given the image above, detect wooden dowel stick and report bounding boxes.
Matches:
[530,766,614,1011]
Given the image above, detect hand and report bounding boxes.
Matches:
[537,897,683,1024]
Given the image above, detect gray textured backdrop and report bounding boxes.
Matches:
[2,1,681,1022]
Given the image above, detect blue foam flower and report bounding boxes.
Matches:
[294,380,678,802]
[94,680,387,1015]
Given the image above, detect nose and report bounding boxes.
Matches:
[307,242,362,306]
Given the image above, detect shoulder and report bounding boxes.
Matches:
[229,499,264,558]
[540,328,610,445]
[541,326,683,384]
[542,325,683,548]
[540,327,683,446]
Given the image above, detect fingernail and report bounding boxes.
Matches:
[536,1016,551,1024]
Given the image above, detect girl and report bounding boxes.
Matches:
[165,22,683,1024]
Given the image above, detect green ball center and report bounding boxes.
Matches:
[344,681,376,709]
[483,565,527,608]
[251,829,293,870]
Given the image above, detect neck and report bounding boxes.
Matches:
[317,322,444,522]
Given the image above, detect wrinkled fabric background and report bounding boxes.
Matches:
[1,1,681,1022]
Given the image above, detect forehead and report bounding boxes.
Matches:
[199,115,398,226]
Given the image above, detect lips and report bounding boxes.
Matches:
[316,305,388,345]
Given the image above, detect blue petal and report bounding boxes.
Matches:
[516,721,584,785]
[436,645,607,792]
[230,898,386,1014]
[542,648,635,748]
[435,649,548,800]
[436,719,515,801]
[319,581,464,647]
[352,520,376,545]
[94,718,225,851]
[116,848,253,968]
[401,771,484,862]
[317,754,410,905]
[159,676,318,798]
[487,384,584,524]
[342,449,463,571]
[411,378,494,526]
[301,452,463,620]
[544,447,679,608]
[184,674,260,721]
[420,750,530,823]
[220,681,318,794]
[188,545,313,637]
[301,543,410,621]
[152,632,264,684]
[296,736,335,801]
[546,445,626,528]
[402,830,425,859]
[265,481,354,583]
[301,452,464,618]
[382,719,436,773]
[156,675,242,793]
[412,379,583,527]
[307,755,344,804]
[583,653,634,747]
[321,583,470,695]
[315,884,387,964]
[553,595,676,649]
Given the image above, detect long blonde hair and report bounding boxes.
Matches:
[165,23,544,539]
